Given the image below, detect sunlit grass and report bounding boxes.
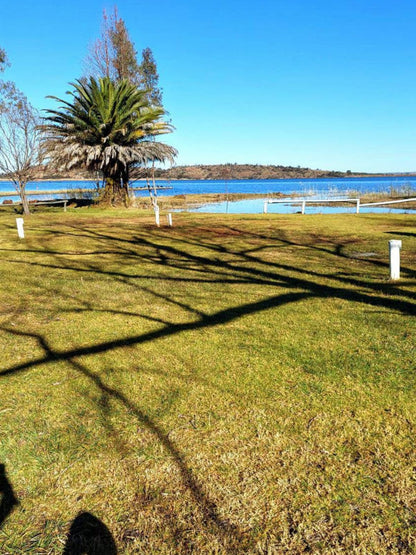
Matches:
[0,210,415,553]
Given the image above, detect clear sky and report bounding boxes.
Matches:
[1,0,416,172]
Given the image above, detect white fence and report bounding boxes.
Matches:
[264,197,416,214]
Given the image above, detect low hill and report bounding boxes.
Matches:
[150,164,414,180]
[151,164,361,180]
[5,163,415,182]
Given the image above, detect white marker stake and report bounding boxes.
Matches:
[167,213,173,227]
[16,218,24,239]
[154,206,160,227]
[263,201,268,214]
[389,240,402,280]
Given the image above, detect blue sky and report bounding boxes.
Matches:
[1,0,416,172]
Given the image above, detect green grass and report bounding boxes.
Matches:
[0,209,415,553]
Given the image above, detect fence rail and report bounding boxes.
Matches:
[360,197,416,208]
[0,199,68,211]
[264,197,416,214]
[0,185,173,198]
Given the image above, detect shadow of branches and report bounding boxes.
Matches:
[1,217,415,550]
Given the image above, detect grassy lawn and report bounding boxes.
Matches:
[0,209,415,553]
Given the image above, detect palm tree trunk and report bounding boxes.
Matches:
[100,174,129,206]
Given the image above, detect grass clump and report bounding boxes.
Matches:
[0,210,415,553]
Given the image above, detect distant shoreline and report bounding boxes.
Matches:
[1,162,416,183]
[1,173,416,183]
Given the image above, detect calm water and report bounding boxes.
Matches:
[192,198,415,215]
[1,176,415,214]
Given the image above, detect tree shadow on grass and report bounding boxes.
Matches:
[0,219,415,550]
[385,230,416,238]
[3,223,415,308]
[0,324,257,551]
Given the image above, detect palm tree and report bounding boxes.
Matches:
[41,77,177,205]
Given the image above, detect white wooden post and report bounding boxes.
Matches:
[263,201,268,214]
[301,200,306,214]
[16,218,24,239]
[154,206,160,227]
[167,213,173,227]
[389,240,402,280]
[356,199,360,214]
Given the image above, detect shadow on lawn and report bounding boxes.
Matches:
[0,464,18,529]
[385,230,416,238]
[63,512,117,555]
[1,219,415,550]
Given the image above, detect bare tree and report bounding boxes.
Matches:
[0,84,42,215]
[84,8,114,80]
[84,10,164,105]
[84,7,140,85]
[110,12,140,84]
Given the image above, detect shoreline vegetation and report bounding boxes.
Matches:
[1,191,416,212]
[1,163,416,183]
[145,191,416,211]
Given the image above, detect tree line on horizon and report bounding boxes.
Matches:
[0,7,176,213]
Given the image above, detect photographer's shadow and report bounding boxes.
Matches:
[0,463,18,529]
[63,512,117,555]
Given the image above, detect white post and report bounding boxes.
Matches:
[389,240,402,280]
[301,200,306,215]
[154,206,160,227]
[263,201,268,214]
[356,199,360,214]
[167,213,173,227]
[16,218,24,239]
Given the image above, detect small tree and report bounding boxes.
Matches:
[0,84,41,215]
[85,9,163,102]
[110,14,140,84]
[137,47,164,212]
[138,47,162,106]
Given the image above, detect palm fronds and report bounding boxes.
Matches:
[41,77,177,203]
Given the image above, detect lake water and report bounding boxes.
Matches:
[1,176,415,214]
[192,198,415,215]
